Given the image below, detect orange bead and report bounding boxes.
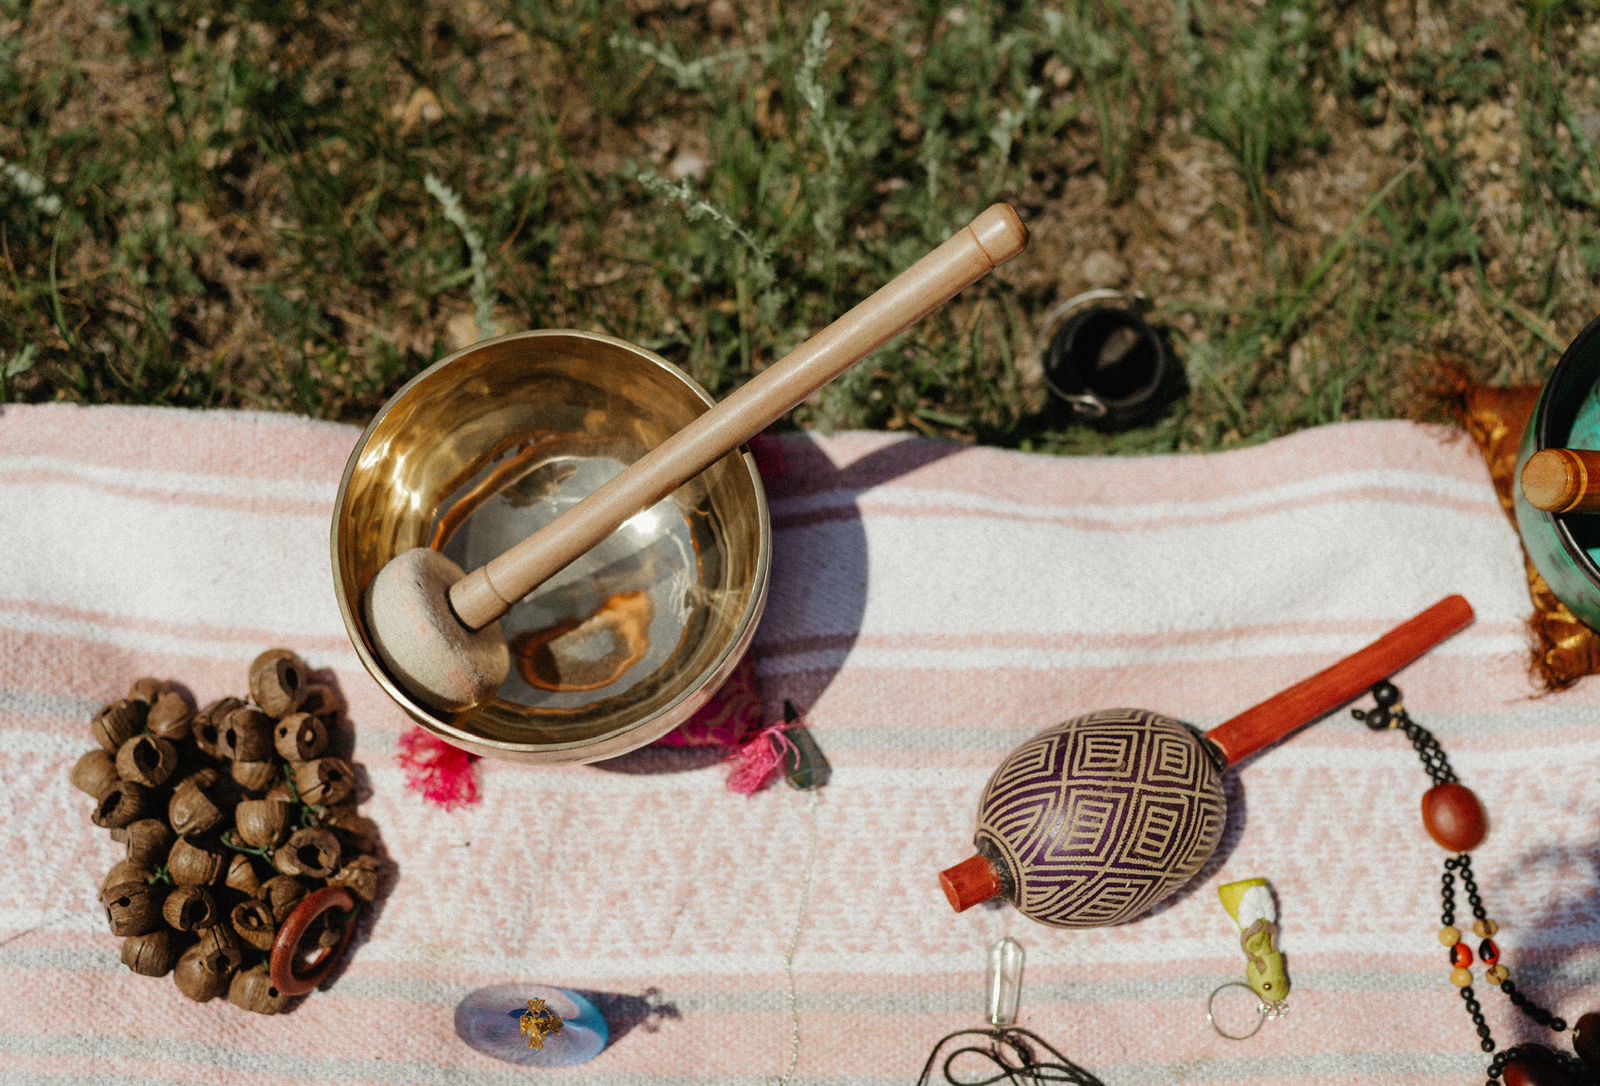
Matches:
[1450,943,1473,969]
[1421,783,1488,852]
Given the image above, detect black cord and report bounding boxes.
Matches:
[915,1027,1107,1086]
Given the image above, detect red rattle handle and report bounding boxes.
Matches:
[270,886,358,997]
[1204,595,1475,767]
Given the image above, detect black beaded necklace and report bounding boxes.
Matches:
[1353,681,1598,1086]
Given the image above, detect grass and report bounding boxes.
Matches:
[4,0,1600,453]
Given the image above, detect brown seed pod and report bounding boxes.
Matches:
[91,780,150,829]
[295,683,343,725]
[264,780,294,805]
[69,749,119,798]
[192,697,243,759]
[329,854,382,904]
[229,963,290,1015]
[292,758,354,806]
[225,853,263,895]
[321,806,378,854]
[234,798,292,849]
[123,819,172,867]
[121,929,179,976]
[92,699,145,753]
[230,898,278,951]
[273,712,329,763]
[162,885,218,931]
[168,838,224,887]
[274,827,341,879]
[115,733,177,788]
[173,943,232,1002]
[314,919,345,950]
[221,706,274,762]
[103,861,152,893]
[250,648,309,718]
[231,759,277,793]
[101,881,162,937]
[127,677,165,705]
[196,922,243,966]
[260,875,308,923]
[145,691,193,741]
[168,769,222,836]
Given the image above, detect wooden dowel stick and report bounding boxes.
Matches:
[1204,595,1474,767]
[1521,448,1600,514]
[448,204,1028,630]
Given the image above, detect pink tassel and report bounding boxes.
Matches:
[749,431,788,483]
[656,651,765,749]
[396,728,481,810]
[726,721,796,795]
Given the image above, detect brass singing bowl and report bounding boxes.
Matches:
[331,330,770,764]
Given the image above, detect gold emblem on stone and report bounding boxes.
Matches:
[520,998,565,1050]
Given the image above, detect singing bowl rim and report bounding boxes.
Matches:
[1516,312,1600,630]
[329,328,772,763]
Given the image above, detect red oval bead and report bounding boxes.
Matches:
[1574,1011,1600,1068]
[1503,1050,1582,1086]
[1421,783,1488,852]
[1450,942,1473,968]
[1479,938,1500,966]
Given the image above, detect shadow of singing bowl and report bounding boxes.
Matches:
[332,330,770,764]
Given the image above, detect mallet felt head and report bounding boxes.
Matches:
[364,548,511,714]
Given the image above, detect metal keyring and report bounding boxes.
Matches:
[1206,982,1266,1041]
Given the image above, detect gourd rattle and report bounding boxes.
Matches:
[365,204,1029,712]
[939,595,1474,928]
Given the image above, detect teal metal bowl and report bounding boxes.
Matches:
[1515,315,1600,629]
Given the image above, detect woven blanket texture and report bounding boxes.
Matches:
[1,403,1597,1085]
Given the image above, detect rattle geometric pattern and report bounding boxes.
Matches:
[976,708,1227,928]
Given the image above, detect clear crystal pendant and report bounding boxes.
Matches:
[986,936,1024,1027]
[454,984,610,1066]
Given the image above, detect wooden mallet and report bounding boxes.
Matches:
[365,205,1029,712]
[1521,448,1600,514]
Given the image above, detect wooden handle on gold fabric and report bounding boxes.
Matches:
[1521,448,1600,513]
[448,204,1029,630]
[1204,595,1474,767]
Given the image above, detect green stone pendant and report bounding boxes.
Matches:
[781,701,831,790]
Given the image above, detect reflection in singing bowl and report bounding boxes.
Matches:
[436,447,705,716]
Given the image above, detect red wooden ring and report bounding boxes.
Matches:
[269,886,357,997]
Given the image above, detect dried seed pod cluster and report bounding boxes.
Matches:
[71,652,382,1014]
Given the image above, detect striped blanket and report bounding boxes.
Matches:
[2,403,1597,1085]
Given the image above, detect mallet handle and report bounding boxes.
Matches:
[449,204,1028,630]
[1204,595,1474,766]
[1521,448,1600,513]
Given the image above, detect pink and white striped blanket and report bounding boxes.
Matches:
[2,403,1597,1085]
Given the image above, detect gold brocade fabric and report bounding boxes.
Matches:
[1463,386,1600,688]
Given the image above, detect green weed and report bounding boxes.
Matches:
[2,0,1597,455]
